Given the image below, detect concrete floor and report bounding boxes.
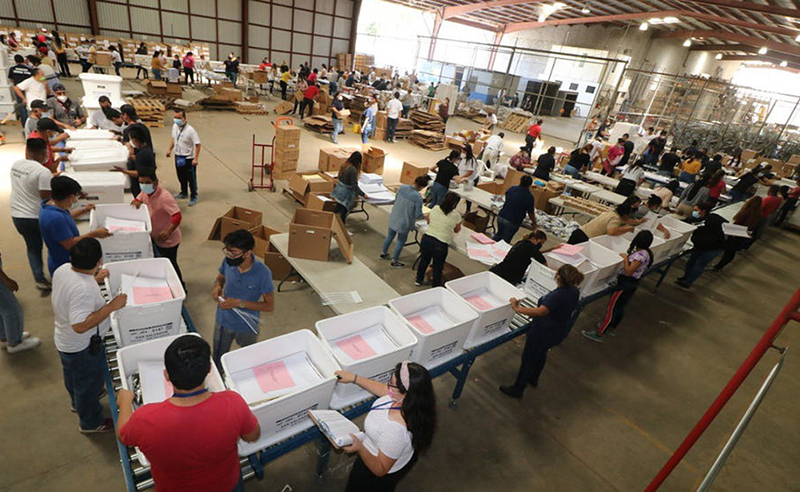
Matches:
[0,74,798,492]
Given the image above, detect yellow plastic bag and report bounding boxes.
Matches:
[352,123,361,134]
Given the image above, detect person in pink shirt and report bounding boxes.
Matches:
[602,139,625,175]
[131,169,184,286]
[182,51,195,85]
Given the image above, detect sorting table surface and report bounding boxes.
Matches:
[590,189,628,206]
[269,233,400,315]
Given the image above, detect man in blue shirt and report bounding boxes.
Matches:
[212,229,275,371]
[380,175,431,268]
[39,176,111,277]
[493,175,537,243]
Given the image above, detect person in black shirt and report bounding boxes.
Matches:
[490,231,546,285]
[658,147,681,176]
[114,125,156,197]
[618,133,635,167]
[533,146,556,181]
[676,202,727,289]
[429,150,460,206]
[703,154,722,177]
[730,164,773,202]
[8,54,33,127]
[563,144,592,179]
[120,105,152,147]
[643,130,667,166]
[684,140,698,159]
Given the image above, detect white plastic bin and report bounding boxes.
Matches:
[315,306,417,409]
[68,139,125,151]
[104,258,186,347]
[63,172,126,206]
[89,203,153,263]
[656,216,696,255]
[69,146,130,172]
[389,288,478,369]
[580,241,623,295]
[524,253,597,301]
[221,330,340,456]
[117,333,225,467]
[445,272,525,349]
[66,129,117,140]
[78,73,123,106]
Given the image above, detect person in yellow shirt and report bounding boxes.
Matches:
[279,69,292,100]
[679,151,702,183]
[151,51,164,80]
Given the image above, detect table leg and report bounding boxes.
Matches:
[277,267,302,292]
[654,257,676,290]
[316,439,332,480]
[448,357,476,407]
[249,453,264,480]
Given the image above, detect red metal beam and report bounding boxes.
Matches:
[682,0,800,19]
[487,30,504,71]
[503,10,684,33]
[655,29,800,57]
[88,0,99,35]
[689,44,758,52]
[440,0,538,20]
[684,10,800,37]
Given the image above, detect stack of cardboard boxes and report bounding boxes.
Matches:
[288,172,335,206]
[273,125,301,179]
[336,53,353,71]
[145,80,183,97]
[319,147,358,173]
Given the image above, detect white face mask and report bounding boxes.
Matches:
[69,197,81,209]
[56,95,67,103]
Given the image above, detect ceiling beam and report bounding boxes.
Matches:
[439,0,537,20]
[655,29,800,57]
[503,9,684,33]
[719,54,800,68]
[682,0,800,19]
[689,43,758,52]
[683,10,799,37]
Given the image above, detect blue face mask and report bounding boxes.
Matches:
[174,118,183,126]
[141,183,155,195]
[692,210,700,219]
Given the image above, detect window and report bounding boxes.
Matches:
[569,83,579,90]
[586,85,596,94]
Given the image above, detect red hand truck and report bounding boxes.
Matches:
[249,116,295,192]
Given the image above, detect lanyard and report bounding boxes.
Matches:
[171,388,208,398]
[372,400,402,411]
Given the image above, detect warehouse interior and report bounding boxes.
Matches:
[1,1,799,491]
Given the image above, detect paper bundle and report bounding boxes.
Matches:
[121,274,173,305]
[105,217,147,233]
[232,351,324,404]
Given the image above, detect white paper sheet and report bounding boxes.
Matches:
[105,216,147,233]
[360,183,390,194]
[329,323,400,364]
[722,223,751,238]
[138,361,173,405]
[461,288,504,311]
[405,306,456,335]
[549,251,588,267]
[359,173,384,184]
[231,351,323,405]
[120,274,173,305]
[310,410,364,448]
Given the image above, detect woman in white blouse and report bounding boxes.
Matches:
[336,361,436,491]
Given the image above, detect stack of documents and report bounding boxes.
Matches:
[138,361,174,404]
[466,240,512,266]
[232,352,324,404]
[361,182,396,204]
[330,324,399,364]
[359,173,383,184]
[105,217,147,233]
[121,274,174,305]
[405,306,456,334]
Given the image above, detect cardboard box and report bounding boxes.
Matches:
[288,172,335,204]
[249,225,281,258]
[288,209,353,263]
[462,211,490,233]
[246,225,293,282]
[94,52,113,66]
[306,192,338,212]
[401,161,431,185]
[477,182,503,195]
[273,158,298,171]
[374,128,386,141]
[166,82,183,96]
[274,101,294,115]
[251,71,268,84]
[275,148,300,162]
[146,80,167,95]
[532,186,558,212]
[275,125,301,144]
[446,135,466,150]
[376,111,387,129]
[363,147,386,174]
[272,168,296,180]
[502,168,528,193]
[221,88,242,101]
[319,147,356,173]
[425,262,464,284]
[208,206,263,240]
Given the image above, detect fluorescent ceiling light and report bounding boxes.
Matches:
[538,2,567,22]
[683,39,691,47]
[663,17,680,24]
[715,53,723,60]
[639,22,649,31]
[781,60,788,67]
[795,34,800,42]
[648,18,663,25]
[581,5,591,14]
[758,46,768,55]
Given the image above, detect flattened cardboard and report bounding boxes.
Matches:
[208,206,263,240]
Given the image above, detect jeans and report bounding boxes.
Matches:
[136,65,149,79]
[14,94,28,128]
[152,68,162,80]
[729,189,749,203]
[714,236,750,271]
[230,72,238,86]
[525,134,535,153]
[382,228,410,262]
[280,80,288,99]
[402,104,410,118]
[332,117,343,143]
[564,164,580,179]
[0,276,24,346]
[213,323,259,373]
[386,117,398,141]
[682,249,721,286]
[678,171,696,184]
[12,217,47,283]
[59,346,106,430]
[775,198,798,226]
[184,67,194,85]
[510,320,568,393]
[300,97,314,118]
[334,202,349,224]
[113,62,122,76]
[361,130,369,144]
[176,158,197,199]
[416,235,449,287]
[493,216,520,243]
[154,243,184,286]
[428,182,448,207]
[231,474,244,492]
[597,276,639,335]
[57,53,71,77]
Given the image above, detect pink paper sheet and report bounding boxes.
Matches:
[465,295,494,311]
[132,286,173,304]
[470,233,495,244]
[253,360,296,393]
[467,247,492,258]
[407,315,435,334]
[336,334,377,360]
[108,225,144,233]
[554,244,584,256]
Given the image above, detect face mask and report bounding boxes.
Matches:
[692,211,701,219]
[173,118,183,126]
[140,183,155,195]
[130,141,138,149]
[534,243,542,250]
[387,385,402,402]
[56,95,67,102]
[69,197,80,209]
[42,111,51,118]
[225,256,245,267]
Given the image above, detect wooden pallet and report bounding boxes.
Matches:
[500,112,532,133]
[128,97,167,126]
[233,102,269,115]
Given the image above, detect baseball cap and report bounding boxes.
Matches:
[52,83,66,92]
[37,117,64,133]
[30,99,48,110]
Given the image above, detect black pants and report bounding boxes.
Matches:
[334,202,349,224]
[511,321,568,392]
[416,235,449,287]
[280,80,288,100]
[154,243,184,287]
[614,178,637,197]
[184,67,194,85]
[525,134,535,152]
[597,275,639,335]
[345,455,416,492]
[567,228,589,245]
[714,236,750,270]
[113,62,122,76]
[57,53,71,76]
[775,198,798,226]
[300,97,314,118]
[176,159,197,199]
[386,117,398,141]
[136,65,149,79]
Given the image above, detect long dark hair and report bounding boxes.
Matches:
[53,31,63,48]
[439,192,460,215]
[463,143,475,162]
[338,151,362,179]
[628,230,653,268]
[666,179,680,193]
[686,174,710,201]
[395,362,436,454]
[734,195,762,229]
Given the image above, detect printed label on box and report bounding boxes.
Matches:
[127,321,175,344]
[275,403,318,432]
[430,341,458,361]
[371,368,396,384]
[483,318,508,337]
[107,251,145,262]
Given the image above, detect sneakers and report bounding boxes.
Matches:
[6,336,41,354]
[35,279,52,291]
[188,197,198,207]
[581,330,604,343]
[3,331,32,349]
[379,253,390,260]
[174,193,188,199]
[499,385,523,399]
[79,418,115,434]
[391,261,405,269]
[414,279,424,287]
[675,279,691,289]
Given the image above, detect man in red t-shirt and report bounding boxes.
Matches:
[118,335,260,492]
[761,184,783,218]
[300,82,320,119]
[775,178,800,226]
[28,118,70,172]
[525,119,543,152]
